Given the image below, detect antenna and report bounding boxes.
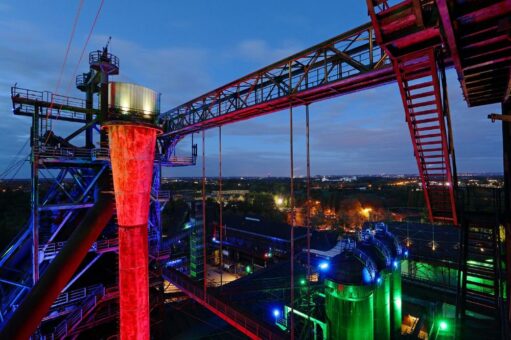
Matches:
[103,36,112,53]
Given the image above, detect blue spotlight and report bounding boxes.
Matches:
[318,261,330,271]
[393,260,399,269]
[376,276,382,285]
[272,309,281,318]
[404,250,409,258]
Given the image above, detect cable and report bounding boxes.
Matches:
[1,138,30,179]
[305,103,312,323]
[289,103,295,340]
[0,159,25,180]
[219,126,223,288]
[202,130,207,297]
[64,0,106,96]
[46,0,84,121]
[6,158,28,184]
[45,0,105,145]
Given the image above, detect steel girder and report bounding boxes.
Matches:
[160,23,392,137]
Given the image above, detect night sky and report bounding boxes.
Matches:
[0,1,503,178]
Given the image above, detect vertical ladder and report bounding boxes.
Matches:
[458,214,503,338]
[367,0,458,224]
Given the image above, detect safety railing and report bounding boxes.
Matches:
[89,51,119,69]
[151,189,171,201]
[50,284,104,310]
[162,267,284,339]
[11,86,87,109]
[41,238,119,261]
[37,146,110,161]
[50,286,105,339]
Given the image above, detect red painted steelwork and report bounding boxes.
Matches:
[105,123,160,340]
[368,1,458,224]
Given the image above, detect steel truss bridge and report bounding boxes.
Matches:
[1,0,511,339]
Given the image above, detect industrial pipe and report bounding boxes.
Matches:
[0,193,115,340]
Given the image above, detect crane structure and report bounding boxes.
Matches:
[0,0,510,338]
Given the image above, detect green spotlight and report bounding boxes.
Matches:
[246,265,252,274]
[439,320,448,331]
[300,278,306,285]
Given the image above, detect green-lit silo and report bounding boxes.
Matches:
[390,268,402,337]
[374,222,405,338]
[358,234,393,340]
[323,243,378,340]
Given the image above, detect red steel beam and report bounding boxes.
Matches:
[164,66,396,136]
[436,0,466,95]
[0,194,115,340]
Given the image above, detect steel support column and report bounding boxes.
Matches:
[31,105,39,285]
[502,100,511,318]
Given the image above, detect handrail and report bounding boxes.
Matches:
[50,286,105,339]
[40,238,119,260]
[50,284,104,310]
[162,267,284,339]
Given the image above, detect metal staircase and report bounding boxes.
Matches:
[395,51,457,224]
[162,266,284,340]
[367,0,457,224]
[47,285,106,339]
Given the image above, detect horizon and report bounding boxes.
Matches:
[1,172,504,182]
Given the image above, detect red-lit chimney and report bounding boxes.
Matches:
[104,82,161,339]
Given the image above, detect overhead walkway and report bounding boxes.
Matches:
[162,267,286,340]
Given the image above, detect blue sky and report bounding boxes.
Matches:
[0,0,503,178]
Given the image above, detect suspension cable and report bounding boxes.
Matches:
[1,138,30,179]
[54,0,84,98]
[44,0,105,146]
[45,0,84,121]
[64,0,106,96]
[218,126,223,288]
[305,103,312,322]
[202,130,207,297]
[289,104,295,340]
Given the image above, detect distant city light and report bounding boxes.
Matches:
[272,309,281,318]
[360,207,372,218]
[274,196,284,206]
[376,276,382,285]
[393,260,398,269]
[405,237,413,247]
[183,222,192,230]
[318,261,329,271]
[439,320,448,331]
[300,278,306,285]
[246,265,252,273]
[404,250,409,257]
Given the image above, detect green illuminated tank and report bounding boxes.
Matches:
[324,244,377,340]
[358,236,393,340]
[390,268,402,337]
[374,223,405,338]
